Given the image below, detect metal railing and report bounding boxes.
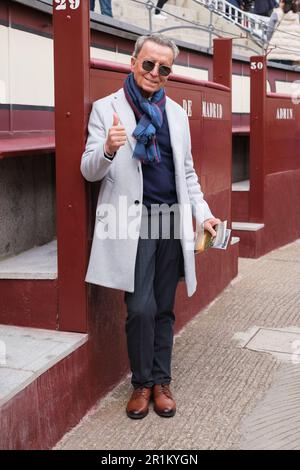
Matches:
[39,0,266,55]
[35,0,268,43]
[195,0,268,42]
[129,0,264,55]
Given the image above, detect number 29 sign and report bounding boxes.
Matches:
[55,0,81,10]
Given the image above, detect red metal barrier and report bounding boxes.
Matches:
[232,55,300,257]
[265,93,300,174]
[249,55,266,223]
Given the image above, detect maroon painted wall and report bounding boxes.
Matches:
[265,95,300,175]
[0,0,54,135]
[236,170,300,258]
[232,57,300,257]
[0,279,58,330]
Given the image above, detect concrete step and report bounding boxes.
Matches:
[0,323,88,449]
[232,221,265,258]
[0,324,87,407]
[232,222,265,231]
[0,241,58,329]
[0,240,57,280]
[232,179,250,192]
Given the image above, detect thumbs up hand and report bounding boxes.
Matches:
[104,113,127,156]
[112,113,120,127]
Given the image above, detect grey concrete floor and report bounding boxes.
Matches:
[55,239,300,450]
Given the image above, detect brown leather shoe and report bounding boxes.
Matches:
[126,387,152,419]
[153,384,176,417]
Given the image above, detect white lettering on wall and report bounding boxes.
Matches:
[250,61,264,70]
[276,108,294,120]
[55,0,80,10]
[182,99,193,117]
[202,101,223,119]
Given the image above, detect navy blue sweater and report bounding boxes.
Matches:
[141,111,178,208]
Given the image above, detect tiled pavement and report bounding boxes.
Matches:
[55,240,300,450]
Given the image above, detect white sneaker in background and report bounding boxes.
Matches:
[154,12,167,20]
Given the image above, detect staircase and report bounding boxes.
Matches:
[196,0,268,40]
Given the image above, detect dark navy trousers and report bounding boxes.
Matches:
[155,0,169,15]
[125,212,182,389]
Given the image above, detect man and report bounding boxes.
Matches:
[226,0,243,22]
[228,0,243,6]
[254,0,276,16]
[81,33,220,419]
[90,0,113,17]
[266,0,300,65]
[154,0,169,19]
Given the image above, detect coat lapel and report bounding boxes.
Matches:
[165,98,184,174]
[112,89,136,152]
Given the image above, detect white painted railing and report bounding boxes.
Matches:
[195,0,269,41]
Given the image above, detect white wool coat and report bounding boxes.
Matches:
[80,88,214,297]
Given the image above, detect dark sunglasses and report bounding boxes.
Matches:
[141,60,172,77]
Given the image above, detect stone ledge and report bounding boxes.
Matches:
[0,324,88,407]
[0,240,57,280]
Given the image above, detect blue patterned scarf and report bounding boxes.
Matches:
[123,73,166,163]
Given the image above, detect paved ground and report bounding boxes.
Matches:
[55,240,300,450]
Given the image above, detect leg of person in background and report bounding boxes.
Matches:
[99,0,113,17]
[90,0,95,11]
[226,0,242,22]
[155,0,169,18]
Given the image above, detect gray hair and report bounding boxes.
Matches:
[133,33,179,62]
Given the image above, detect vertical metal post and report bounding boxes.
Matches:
[213,38,233,223]
[146,0,153,32]
[249,55,266,223]
[209,10,213,51]
[213,38,232,89]
[53,0,90,332]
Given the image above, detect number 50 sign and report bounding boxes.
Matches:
[55,0,81,10]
